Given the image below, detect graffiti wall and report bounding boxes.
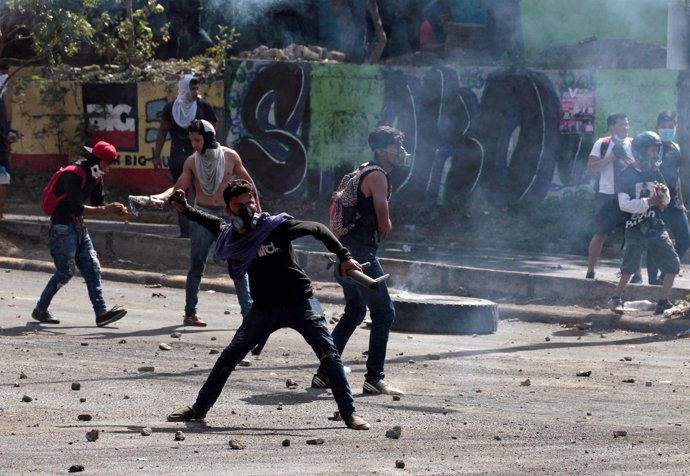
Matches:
[11,75,224,193]
[225,60,679,206]
[9,63,680,203]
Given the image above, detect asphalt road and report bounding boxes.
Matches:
[2,268,690,475]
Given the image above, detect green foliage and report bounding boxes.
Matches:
[204,25,240,66]
[4,0,166,67]
[89,0,167,66]
[5,0,98,65]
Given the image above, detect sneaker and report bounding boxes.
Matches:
[630,274,643,284]
[585,271,595,279]
[183,315,207,327]
[344,413,371,430]
[96,305,127,327]
[363,379,404,395]
[607,296,624,314]
[654,299,673,315]
[31,308,60,324]
[311,373,330,388]
[167,405,206,422]
[311,367,350,389]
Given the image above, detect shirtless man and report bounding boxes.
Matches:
[151,119,260,326]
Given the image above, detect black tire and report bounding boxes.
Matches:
[474,70,560,202]
[391,295,498,335]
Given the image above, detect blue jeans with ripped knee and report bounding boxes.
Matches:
[194,297,356,418]
[35,224,107,315]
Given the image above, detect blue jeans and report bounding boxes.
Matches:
[36,224,107,315]
[186,205,252,318]
[318,245,395,382]
[194,297,356,417]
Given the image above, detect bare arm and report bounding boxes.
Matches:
[152,118,171,171]
[83,203,128,216]
[586,153,615,175]
[150,152,195,201]
[362,170,392,240]
[227,148,262,212]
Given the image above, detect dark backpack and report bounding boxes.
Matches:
[41,165,95,216]
[329,162,385,238]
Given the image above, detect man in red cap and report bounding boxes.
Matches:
[32,141,129,327]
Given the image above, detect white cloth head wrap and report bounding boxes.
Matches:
[172,74,198,128]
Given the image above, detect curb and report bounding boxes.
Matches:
[3,256,689,336]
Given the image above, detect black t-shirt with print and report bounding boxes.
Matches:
[616,165,666,229]
[183,207,353,308]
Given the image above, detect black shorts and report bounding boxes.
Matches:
[593,193,624,235]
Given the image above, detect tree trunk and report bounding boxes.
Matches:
[366,0,387,64]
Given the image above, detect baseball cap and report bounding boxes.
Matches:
[83,141,117,163]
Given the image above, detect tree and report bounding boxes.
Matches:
[1,0,166,67]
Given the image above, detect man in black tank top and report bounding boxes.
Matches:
[313,125,410,396]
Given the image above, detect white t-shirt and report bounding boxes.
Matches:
[589,137,633,194]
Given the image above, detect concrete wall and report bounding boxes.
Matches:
[7,62,682,206]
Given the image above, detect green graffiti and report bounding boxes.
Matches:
[308,64,385,167]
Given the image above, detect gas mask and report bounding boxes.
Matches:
[231,203,260,232]
[90,163,105,179]
[394,146,412,167]
[639,151,661,172]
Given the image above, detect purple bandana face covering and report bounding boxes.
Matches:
[214,213,292,279]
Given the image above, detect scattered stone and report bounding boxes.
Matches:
[159,343,172,351]
[170,332,182,338]
[80,397,87,403]
[395,460,405,469]
[228,437,247,449]
[118,339,127,344]
[238,359,251,367]
[174,430,185,441]
[576,370,592,377]
[494,435,501,441]
[224,310,230,315]
[77,414,92,421]
[138,366,155,373]
[141,427,152,436]
[328,411,342,421]
[68,464,85,473]
[520,379,531,386]
[19,372,27,379]
[623,356,633,361]
[209,349,220,355]
[428,354,441,360]
[151,292,166,298]
[393,395,401,401]
[21,395,33,402]
[282,439,290,447]
[285,378,298,389]
[144,283,162,288]
[211,337,217,341]
[14,382,20,387]
[85,429,99,442]
[385,426,402,439]
[545,336,551,342]
[81,342,89,346]
[306,438,325,445]
[71,382,81,391]
[622,378,635,383]
[613,430,627,438]
[645,381,653,387]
